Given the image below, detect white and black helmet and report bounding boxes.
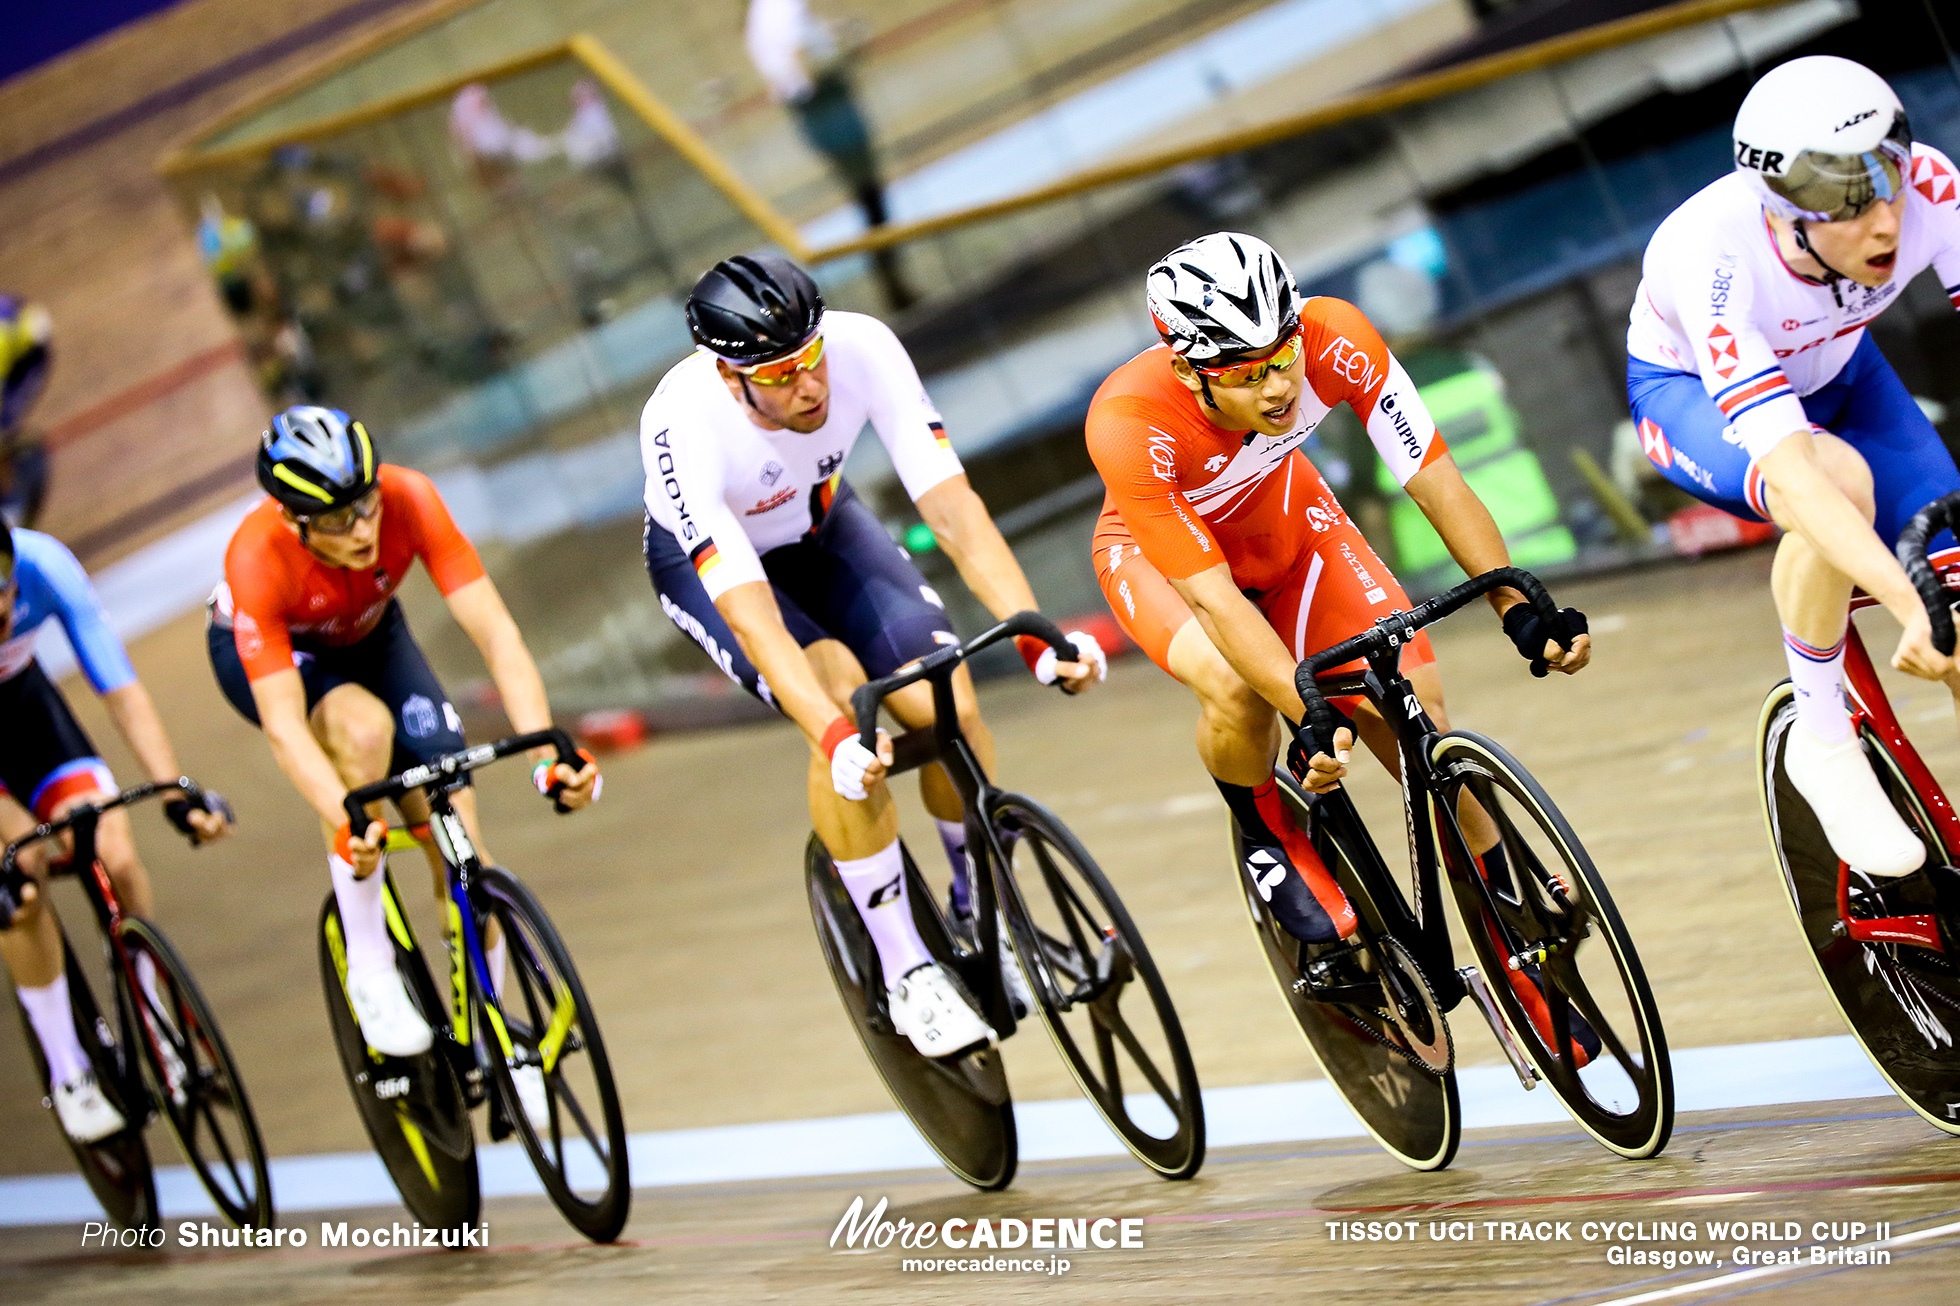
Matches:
[1147,232,1300,364]
[1733,56,1912,224]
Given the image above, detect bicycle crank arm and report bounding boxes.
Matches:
[1458,965,1538,1090]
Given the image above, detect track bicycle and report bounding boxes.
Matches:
[806,611,1205,1191]
[316,727,629,1241]
[1251,566,1673,1171]
[0,780,271,1230]
[1757,489,1960,1133]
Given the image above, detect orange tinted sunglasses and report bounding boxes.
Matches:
[733,334,825,386]
[1195,331,1303,388]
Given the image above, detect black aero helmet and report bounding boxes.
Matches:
[256,405,378,516]
[684,253,824,364]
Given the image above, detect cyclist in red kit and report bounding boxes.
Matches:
[1088,233,1592,1054]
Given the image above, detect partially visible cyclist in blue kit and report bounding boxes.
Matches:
[0,525,231,1142]
[1626,56,1960,877]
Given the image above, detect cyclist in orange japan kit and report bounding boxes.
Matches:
[1089,232,1595,1059]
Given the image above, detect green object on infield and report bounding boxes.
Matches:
[905,523,937,555]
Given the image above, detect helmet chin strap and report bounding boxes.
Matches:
[1791,220,1849,307]
[1197,372,1220,411]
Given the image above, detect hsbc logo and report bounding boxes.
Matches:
[1914,152,1957,206]
[1639,418,1671,470]
[1706,324,1739,380]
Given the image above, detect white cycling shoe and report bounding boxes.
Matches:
[347,969,434,1057]
[509,1064,552,1131]
[1785,724,1925,877]
[888,962,995,1059]
[52,1072,127,1143]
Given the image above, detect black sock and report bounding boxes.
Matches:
[1215,777,1279,845]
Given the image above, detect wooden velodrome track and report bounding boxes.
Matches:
[6,547,1960,1302]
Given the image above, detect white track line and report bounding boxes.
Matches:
[1586,1218,1960,1306]
[0,1035,1893,1226]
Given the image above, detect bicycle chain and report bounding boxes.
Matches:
[1305,948,1448,1076]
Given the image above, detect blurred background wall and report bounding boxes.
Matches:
[3,0,1957,725]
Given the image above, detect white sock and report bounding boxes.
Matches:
[486,933,509,1005]
[329,854,394,980]
[18,974,90,1086]
[836,840,934,985]
[1784,626,1852,743]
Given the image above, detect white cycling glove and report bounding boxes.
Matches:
[822,718,883,801]
[1031,631,1107,687]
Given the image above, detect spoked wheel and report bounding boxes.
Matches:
[475,866,630,1242]
[989,792,1205,1180]
[805,834,1017,1191]
[1433,731,1673,1159]
[1760,682,1960,1134]
[317,880,480,1228]
[116,917,273,1227]
[14,938,157,1229]
[1242,775,1461,1172]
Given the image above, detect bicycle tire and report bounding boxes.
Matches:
[475,866,631,1242]
[116,917,273,1227]
[12,935,158,1229]
[804,834,1017,1191]
[1240,775,1461,1172]
[1759,681,1960,1134]
[316,880,480,1229]
[988,792,1205,1180]
[1432,731,1673,1159]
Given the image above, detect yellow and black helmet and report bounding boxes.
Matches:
[256,405,378,516]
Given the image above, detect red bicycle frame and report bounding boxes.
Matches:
[1839,553,1960,951]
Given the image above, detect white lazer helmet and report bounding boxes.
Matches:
[1732,56,1912,224]
[1147,232,1300,364]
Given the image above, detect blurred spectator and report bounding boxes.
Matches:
[746,0,915,309]
[196,194,269,316]
[0,295,52,527]
[562,79,624,170]
[449,82,558,188]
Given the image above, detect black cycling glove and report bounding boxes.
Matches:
[1502,603,1588,678]
[164,790,233,845]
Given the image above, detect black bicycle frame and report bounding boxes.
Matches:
[1289,568,1579,1010]
[847,611,1077,1037]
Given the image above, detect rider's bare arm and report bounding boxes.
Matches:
[98,682,229,839]
[247,667,385,870]
[444,576,597,806]
[1756,430,1951,680]
[1403,454,1589,675]
[714,580,893,780]
[913,475,1096,693]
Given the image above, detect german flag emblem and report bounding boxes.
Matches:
[930,422,952,451]
[689,539,722,578]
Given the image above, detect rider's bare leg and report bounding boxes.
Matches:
[1764,430,1874,741]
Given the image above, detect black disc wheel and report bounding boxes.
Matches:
[475,866,630,1242]
[989,793,1205,1180]
[116,917,273,1227]
[1241,775,1460,1172]
[317,879,480,1229]
[1433,731,1673,1159]
[14,937,157,1229]
[805,834,1017,1191]
[1760,681,1960,1135]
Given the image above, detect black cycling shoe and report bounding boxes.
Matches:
[1240,835,1342,944]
